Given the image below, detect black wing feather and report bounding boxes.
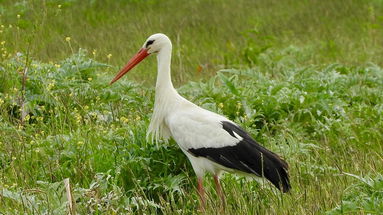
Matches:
[188,121,291,192]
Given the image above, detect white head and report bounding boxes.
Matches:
[143,33,172,54]
[110,33,172,84]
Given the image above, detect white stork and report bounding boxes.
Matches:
[110,33,290,209]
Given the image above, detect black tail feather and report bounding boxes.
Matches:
[188,121,291,192]
[238,136,291,192]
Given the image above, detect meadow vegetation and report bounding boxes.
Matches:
[1,0,383,214]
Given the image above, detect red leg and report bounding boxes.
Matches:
[197,177,206,211]
[214,175,226,207]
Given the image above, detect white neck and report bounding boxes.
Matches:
[147,42,180,142]
[155,45,174,91]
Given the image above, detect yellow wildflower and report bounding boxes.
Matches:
[75,113,82,123]
[107,53,112,59]
[87,77,92,81]
[1,41,5,45]
[24,114,30,121]
[55,64,61,68]
[77,141,84,145]
[17,14,21,19]
[65,37,71,42]
[135,115,141,121]
[47,82,55,90]
[218,103,224,109]
[120,116,129,123]
[58,4,62,8]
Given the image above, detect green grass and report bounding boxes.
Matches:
[1,0,383,84]
[1,0,383,214]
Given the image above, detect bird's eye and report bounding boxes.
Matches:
[146,40,155,48]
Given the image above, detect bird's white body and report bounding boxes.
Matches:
[154,89,241,177]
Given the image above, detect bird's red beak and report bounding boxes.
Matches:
[110,48,150,84]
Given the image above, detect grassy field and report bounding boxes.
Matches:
[2,0,383,84]
[1,0,383,214]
